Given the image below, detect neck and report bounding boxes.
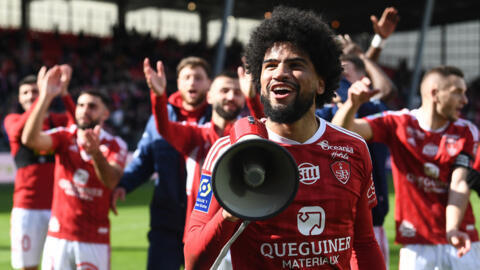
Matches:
[76,127,86,142]
[212,113,233,136]
[417,104,448,130]
[265,106,319,143]
[182,101,204,112]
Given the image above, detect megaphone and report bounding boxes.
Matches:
[211,116,299,221]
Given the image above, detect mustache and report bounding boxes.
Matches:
[221,100,240,108]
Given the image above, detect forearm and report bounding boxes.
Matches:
[185,209,239,270]
[365,46,382,62]
[246,94,265,119]
[62,94,76,125]
[151,91,174,141]
[331,100,360,130]
[151,91,195,154]
[446,168,470,232]
[21,94,53,148]
[360,55,397,103]
[91,151,123,189]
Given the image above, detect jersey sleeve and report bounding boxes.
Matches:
[245,94,265,119]
[4,100,42,154]
[4,113,23,155]
[151,91,206,155]
[61,94,76,126]
[350,142,385,270]
[474,140,480,171]
[117,119,156,193]
[363,110,395,144]
[184,137,241,270]
[45,126,71,153]
[464,122,479,159]
[104,136,128,169]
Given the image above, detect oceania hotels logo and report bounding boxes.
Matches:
[318,140,354,153]
[298,163,320,185]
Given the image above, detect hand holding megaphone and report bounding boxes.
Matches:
[222,209,240,222]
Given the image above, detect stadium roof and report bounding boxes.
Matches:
[101,0,480,34]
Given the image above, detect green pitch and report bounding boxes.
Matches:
[0,180,479,270]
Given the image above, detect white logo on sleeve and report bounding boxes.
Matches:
[73,169,89,186]
[298,163,320,185]
[297,206,325,236]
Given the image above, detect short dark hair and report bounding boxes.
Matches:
[79,89,111,109]
[244,6,342,108]
[340,54,366,75]
[176,56,212,79]
[215,70,238,80]
[424,65,464,79]
[18,75,37,87]
[422,66,465,90]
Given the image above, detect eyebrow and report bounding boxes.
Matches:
[263,57,308,64]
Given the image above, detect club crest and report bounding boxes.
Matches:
[330,161,350,184]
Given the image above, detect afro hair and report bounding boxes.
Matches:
[244,6,343,108]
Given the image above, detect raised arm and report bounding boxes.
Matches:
[21,66,65,151]
[366,7,399,61]
[145,57,201,154]
[360,54,397,103]
[59,64,76,125]
[238,65,264,118]
[338,35,397,103]
[331,78,376,141]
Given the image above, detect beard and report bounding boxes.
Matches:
[214,102,242,121]
[261,84,314,124]
[77,119,100,130]
[182,91,207,108]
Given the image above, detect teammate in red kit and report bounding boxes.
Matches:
[332,66,480,269]
[183,6,385,270]
[21,66,127,270]
[145,63,247,237]
[5,67,75,270]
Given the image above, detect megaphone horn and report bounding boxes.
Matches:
[212,116,299,221]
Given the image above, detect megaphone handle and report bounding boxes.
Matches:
[209,220,251,270]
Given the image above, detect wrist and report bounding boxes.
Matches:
[343,98,361,111]
[39,92,55,103]
[370,34,386,49]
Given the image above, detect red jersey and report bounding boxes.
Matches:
[184,118,384,270]
[4,96,75,209]
[151,92,231,238]
[46,125,127,244]
[474,138,480,170]
[365,109,479,245]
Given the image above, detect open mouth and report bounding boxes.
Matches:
[271,87,294,99]
[272,88,291,95]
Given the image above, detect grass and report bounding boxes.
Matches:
[0,179,479,269]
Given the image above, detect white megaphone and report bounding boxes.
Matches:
[209,116,299,270]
